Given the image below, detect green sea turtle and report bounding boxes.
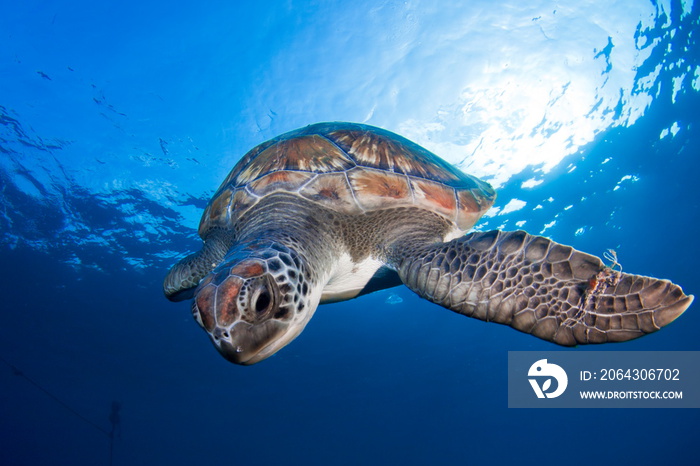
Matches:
[164,122,693,365]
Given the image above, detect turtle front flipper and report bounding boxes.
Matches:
[390,230,693,345]
[163,229,234,302]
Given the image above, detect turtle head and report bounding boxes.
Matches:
[191,243,317,365]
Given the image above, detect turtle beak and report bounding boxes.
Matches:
[211,320,287,365]
[191,250,318,365]
[192,264,297,365]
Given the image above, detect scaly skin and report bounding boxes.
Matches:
[191,240,317,365]
[163,228,234,301]
[162,121,693,364]
[165,194,339,364]
[388,230,693,345]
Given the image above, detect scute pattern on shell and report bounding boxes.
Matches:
[199,122,496,237]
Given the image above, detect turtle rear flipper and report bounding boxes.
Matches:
[391,230,693,345]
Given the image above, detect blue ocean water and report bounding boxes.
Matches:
[1,0,698,465]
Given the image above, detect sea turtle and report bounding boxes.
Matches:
[164,122,693,365]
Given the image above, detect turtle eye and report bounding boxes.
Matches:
[254,289,272,313]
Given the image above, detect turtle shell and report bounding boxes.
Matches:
[198,122,496,237]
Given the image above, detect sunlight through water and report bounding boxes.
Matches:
[0,0,697,273]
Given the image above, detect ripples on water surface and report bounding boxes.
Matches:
[1,1,697,272]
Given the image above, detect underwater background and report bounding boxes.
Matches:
[1,0,698,464]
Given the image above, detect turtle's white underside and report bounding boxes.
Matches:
[320,253,385,303]
[319,226,464,304]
